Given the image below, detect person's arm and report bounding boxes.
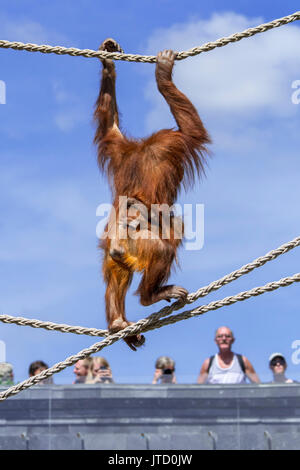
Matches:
[93,367,114,383]
[152,369,163,384]
[243,356,260,383]
[285,378,294,384]
[197,358,210,384]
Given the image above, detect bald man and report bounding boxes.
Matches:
[197,326,260,384]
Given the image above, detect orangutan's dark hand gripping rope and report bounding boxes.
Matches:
[94,38,211,350]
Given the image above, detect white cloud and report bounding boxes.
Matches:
[0,14,87,133]
[54,108,87,132]
[140,13,300,283]
[143,12,300,132]
[52,81,71,104]
[52,81,90,132]
[0,166,99,267]
[0,12,69,45]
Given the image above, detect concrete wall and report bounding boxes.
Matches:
[0,384,300,450]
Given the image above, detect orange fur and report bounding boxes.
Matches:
[94,44,211,350]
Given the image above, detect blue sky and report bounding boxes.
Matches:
[0,0,299,386]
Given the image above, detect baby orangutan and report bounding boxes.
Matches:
[94,38,211,350]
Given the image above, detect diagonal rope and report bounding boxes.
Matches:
[0,271,299,401]
[0,11,299,62]
[142,273,300,332]
[0,235,299,337]
[188,235,300,302]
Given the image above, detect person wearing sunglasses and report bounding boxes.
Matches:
[152,356,177,384]
[269,353,296,384]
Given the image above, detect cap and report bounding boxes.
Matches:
[0,362,14,385]
[269,352,285,363]
[0,362,13,378]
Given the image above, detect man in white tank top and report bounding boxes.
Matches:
[197,326,260,384]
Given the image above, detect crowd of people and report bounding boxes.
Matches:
[0,326,297,386]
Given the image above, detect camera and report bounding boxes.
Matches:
[163,368,173,375]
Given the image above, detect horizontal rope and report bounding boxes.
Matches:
[0,11,299,62]
[1,235,299,337]
[0,315,108,337]
[0,271,299,401]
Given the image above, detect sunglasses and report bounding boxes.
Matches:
[270,358,286,367]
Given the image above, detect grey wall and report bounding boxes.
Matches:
[0,384,300,450]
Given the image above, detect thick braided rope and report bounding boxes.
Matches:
[0,11,299,62]
[0,272,299,401]
[189,235,300,302]
[0,235,299,336]
[0,315,108,337]
[142,273,300,332]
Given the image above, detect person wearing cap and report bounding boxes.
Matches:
[269,353,296,384]
[0,362,14,386]
[197,326,260,384]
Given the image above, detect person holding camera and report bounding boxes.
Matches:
[85,356,114,384]
[152,356,177,384]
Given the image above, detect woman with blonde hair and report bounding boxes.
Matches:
[86,356,114,384]
[73,357,93,384]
